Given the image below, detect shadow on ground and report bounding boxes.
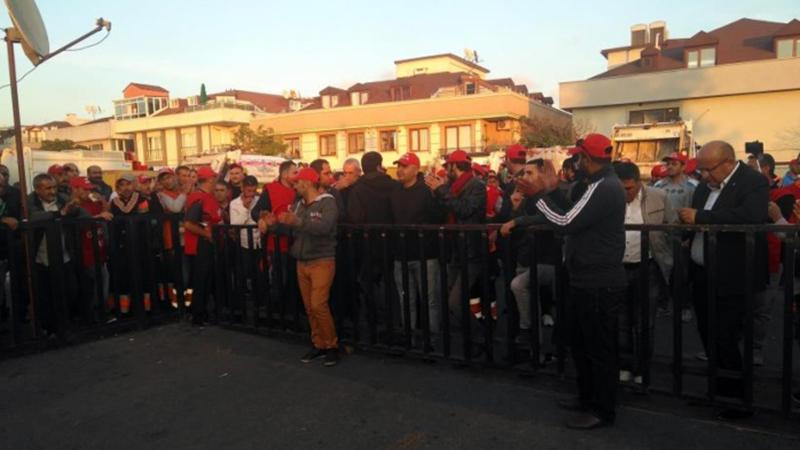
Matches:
[0,324,797,450]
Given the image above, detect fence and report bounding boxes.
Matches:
[0,216,798,417]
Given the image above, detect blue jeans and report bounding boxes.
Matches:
[393,259,440,333]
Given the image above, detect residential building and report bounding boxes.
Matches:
[44,117,134,152]
[22,120,72,149]
[111,83,292,167]
[249,53,569,169]
[559,18,800,163]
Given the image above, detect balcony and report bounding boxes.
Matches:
[185,101,257,113]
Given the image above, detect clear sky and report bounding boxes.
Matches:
[0,0,797,125]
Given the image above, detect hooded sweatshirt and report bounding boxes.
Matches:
[347,171,400,225]
[284,193,339,262]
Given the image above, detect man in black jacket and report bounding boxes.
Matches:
[348,152,401,334]
[425,150,486,338]
[513,134,626,430]
[390,153,445,338]
[678,140,768,420]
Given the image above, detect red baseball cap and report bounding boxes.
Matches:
[505,143,527,162]
[684,158,698,174]
[662,152,688,164]
[394,153,420,167]
[48,164,64,176]
[472,163,487,176]
[195,166,217,180]
[292,167,320,184]
[69,176,95,190]
[445,150,471,164]
[651,164,669,179]
[137,175,153,184]
[574,134,613,159]
[157,167,174,176]
[567,146,581,156]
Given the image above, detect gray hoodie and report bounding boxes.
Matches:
[283,193,338,262]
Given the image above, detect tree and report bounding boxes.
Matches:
[232,125,287,156]
[519,115,594,148]
[199,83,208,105]
[40,139,88,151]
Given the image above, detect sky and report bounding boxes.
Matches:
[0,0,798,125]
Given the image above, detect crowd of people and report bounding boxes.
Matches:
[0,133,799,428]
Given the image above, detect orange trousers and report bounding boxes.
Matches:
[296,259,338,350]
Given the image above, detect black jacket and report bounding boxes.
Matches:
[690,162,769,296]
[521,164,626,288]
[347,172,400,225]
[92,180,113,201]
[390,174,445,260]
[512,189,569,268]
[434,176,486,261]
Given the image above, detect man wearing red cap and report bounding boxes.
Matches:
[390,153,445,342]
[261,167,340,366]
[425,149,486,347]
[496,143,529,222]
[184,166,222,326]
[511,133,627,429]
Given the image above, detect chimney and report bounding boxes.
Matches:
[631,24,647,46]
[649,21,667,47]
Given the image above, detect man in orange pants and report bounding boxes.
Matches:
[260,168,340,366]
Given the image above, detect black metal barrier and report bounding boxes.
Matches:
[0,214,185,353]
[1,216,799,418]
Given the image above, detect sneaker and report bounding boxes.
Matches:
[695,351,708,361]
[619,370,632,382]
[681,309,693,323]
[300,348,325,363]
[323,349,339,367]
[633,375,643,385]
[542,314,555,327]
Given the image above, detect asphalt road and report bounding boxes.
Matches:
[0,324,797,450]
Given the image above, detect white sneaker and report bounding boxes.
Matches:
[633,375,643,385]
[681,309,693,323]
[695,351,708,361]
[619,370,632,382]
[542,314,554,327]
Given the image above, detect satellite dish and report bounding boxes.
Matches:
[4,0,50,65]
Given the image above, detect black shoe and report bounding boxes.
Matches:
[300,348,325,363]
[566,413,610,430]
[717,408,754,421]
[558,398,588,412]
[323,349,339,367]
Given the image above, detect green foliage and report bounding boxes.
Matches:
[199,83,208,105]
[232,125,287,156]
[40,139,88,151]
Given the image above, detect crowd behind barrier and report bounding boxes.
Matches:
[0,144,799,425]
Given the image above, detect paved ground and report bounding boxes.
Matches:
[0,324,797,450]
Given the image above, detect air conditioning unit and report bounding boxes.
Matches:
[496,120,512,131]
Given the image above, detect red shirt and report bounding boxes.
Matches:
[80,200,107,268]
[184,190,221,256]
[265,181,295,253]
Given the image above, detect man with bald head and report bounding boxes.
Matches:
[678,140,768,420]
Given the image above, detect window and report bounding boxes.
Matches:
[616,140,679,163]
[379,130,397,152]
[687,50,699,68]
[389,86,411,101]
[409,128,430,152]
[89,143,104,150]
[629,108,680,124]
[180,130,197,156]
[146,135,163,161]
[322,95,339,109]
[347,132,365,154]
[350,91,368,106]
[444,125,472,151]
[285,137,301,158]
[777,38,800,59]
[465,82,476,95]
[700,47,716,67]
[319,134,337,156]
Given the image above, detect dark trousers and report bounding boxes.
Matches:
[568,284,625,422]
[35,261,78,334]
[690,262,746,399]
[619,261,661,372]
[190,239,215,324]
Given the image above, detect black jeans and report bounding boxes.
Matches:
[690,262,746,399]
[568,284,625,422]
[189,239,216,324]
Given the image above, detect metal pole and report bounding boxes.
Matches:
[5,31,30,217]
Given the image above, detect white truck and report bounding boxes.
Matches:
[1,147,132,192]
[611,120,695,178]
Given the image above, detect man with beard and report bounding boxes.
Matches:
[226,163,245,199]
[87,165,113,200]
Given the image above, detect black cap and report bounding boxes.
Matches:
[361,151,383,174]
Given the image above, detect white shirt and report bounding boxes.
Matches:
[623,188,645,263]
[690,162,739,266]
[229,195,260,249]
[35,199,71,266]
